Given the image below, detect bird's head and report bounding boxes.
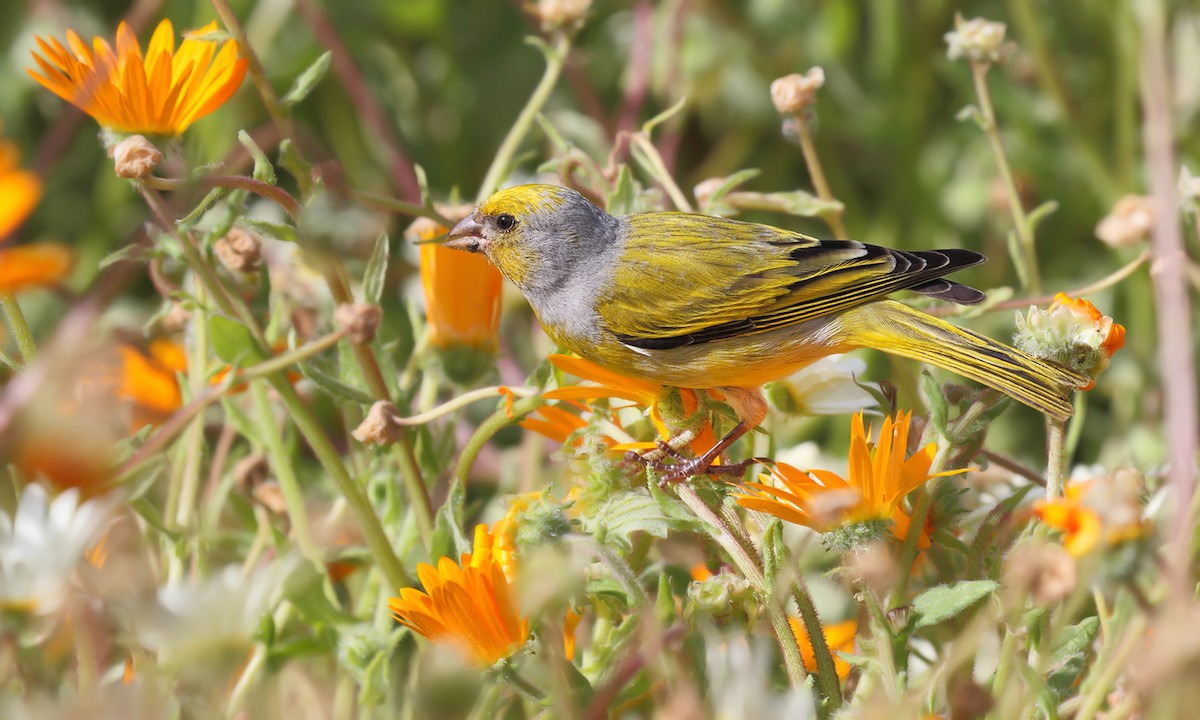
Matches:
[445,184,620,294]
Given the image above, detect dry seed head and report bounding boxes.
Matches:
[110,135,162,179]
[214,228,263,273]
[335,303,383,345]
[770,68,825,114]
[533,0,592,33]
[1095,195,1155,248]
[252,481,288,515]
[945,16,1016,64]
[1003,542,1076,607]
[353,400,404,445]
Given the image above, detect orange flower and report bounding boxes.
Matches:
[411,214,503,382]
[0,245,73,293]
[0,139,42,241]
[735,412,965,537]
[1034,477,1146,557]
[1051,293,1125,357]
[29,20,247,137]
[536,354,719,455]
[789,619,857,680]
[388,524,529,666]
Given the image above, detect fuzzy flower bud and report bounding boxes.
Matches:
[214,228,263,273]
[352,401,404,445]
[1095,195,1155,248]
[686,571,755,625]
[534,0,592,33]
[945,15,1016,64]
[770,68,825,114]
[1014,293,1125,384]
[110,134,162,179]
[335,303,382,345]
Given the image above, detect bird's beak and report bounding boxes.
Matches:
[444,212,487,253]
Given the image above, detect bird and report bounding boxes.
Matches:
[444,184,1090,481]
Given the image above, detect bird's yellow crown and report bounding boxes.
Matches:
[479,184,575,219]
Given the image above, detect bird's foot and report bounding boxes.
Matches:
[623,447,761,485]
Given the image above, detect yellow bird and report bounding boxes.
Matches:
[445,184,1089,479]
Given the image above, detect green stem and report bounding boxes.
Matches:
[673,485,814,697]
[970,60,1041,293]
[629,134,693,212]
[468,683,506,720]
[250,381,320,563]
[0,293,36,364]
[173,283,209,530]
[475,33,571,204]
[790,112,848,238]
[349,188,453,226]
[268,373,410,590]
[991,620,1020,698]
[1045,418,1068,501]
[225,603,293,719]
[454,396,545,486]
[792,578,844,710]
[568,535,648,609]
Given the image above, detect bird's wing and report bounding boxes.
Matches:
[599,213,986,350]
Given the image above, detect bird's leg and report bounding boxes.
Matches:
[646,386,769,484]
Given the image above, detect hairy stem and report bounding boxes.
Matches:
[790,111,848,238]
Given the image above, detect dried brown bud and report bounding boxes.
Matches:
[159,302,193,334]
[214,228,263,273]
[770,68,825,114]
[950,678,995,720]
[1003,542,1076,607]
[234,452,269,488]
[252,481,288,515]
[353,400,404,445]
[533,0,591,33]
[335,303,382,345]
[1095,195,1155,248]
[945,15,1016,64]
[111,135,162,179]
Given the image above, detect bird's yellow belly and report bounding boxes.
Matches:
[545,318,851,389]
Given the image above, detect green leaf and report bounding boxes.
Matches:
[655,573,675,625]
[238,129,277,185]
[429,479,468,562]
[241,218,297,244]
[560,659,595,708]
[607,165,635,216]
[1045,617,1100,700]
[728,189,842,218]
[698,168,761,214]
[298,361,374,405]
[921,370,950,438]
[362,233,390,305]
[209,314,263,365]
[584,488,701,552]
[642,96,688,135]
[99,242,152,269]
[912,580,998,628]
[282,51,332,106]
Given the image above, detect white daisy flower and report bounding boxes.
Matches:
[0,484,112,615]
[769,355,878,416]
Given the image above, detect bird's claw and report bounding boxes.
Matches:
[624,449,759,486]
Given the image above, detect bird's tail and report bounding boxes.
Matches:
[841,300,1090,421]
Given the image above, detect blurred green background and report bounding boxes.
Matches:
[3,0,1196,471]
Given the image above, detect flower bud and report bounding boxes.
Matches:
[1095,195,1154,248]
[534,0,592,33]
[335,302,382,345]
[686,571,755,625]
[1013,293,1125,383]
[352,401,404,445]
[770,68,825,114]
[214,228,263,273]
[111,135,162,179]
[411,206,502,384]
[945,15,1016,64]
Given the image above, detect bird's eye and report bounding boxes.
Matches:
[496,213,517,231]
